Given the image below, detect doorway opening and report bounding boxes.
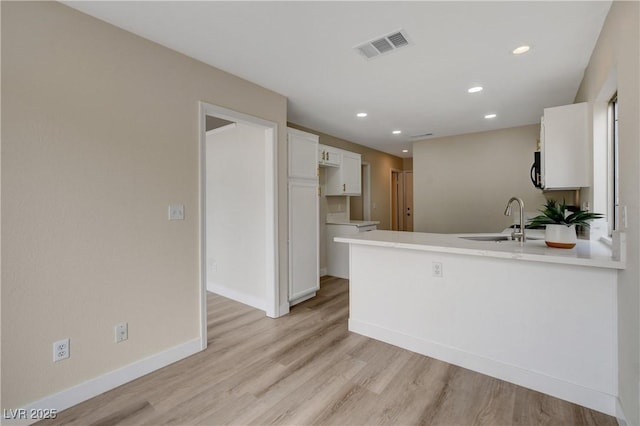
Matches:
[198,102,279,350]
[391,170,413,231]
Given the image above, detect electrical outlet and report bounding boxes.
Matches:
[432,262,443,278]
[53,338,70,362]
[115,323,128,343]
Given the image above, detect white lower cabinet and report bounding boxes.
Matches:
[288,181,319,303]
[326,222,377,279]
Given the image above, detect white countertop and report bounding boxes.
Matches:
[325,220,380,227]
[334,230,625,269]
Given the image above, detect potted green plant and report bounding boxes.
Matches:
[528,199,603,248]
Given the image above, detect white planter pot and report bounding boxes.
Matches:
[545,224,577,249]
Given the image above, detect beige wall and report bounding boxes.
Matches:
[402,157,413,171]
[413,125,556,234]
[574,2,640,424]
[1,2,288,409]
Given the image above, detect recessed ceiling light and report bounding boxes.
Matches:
[468,86,483,93]
[356,112,368,118]
[484,113,497,119]
[402,149,409,153]
[512,45,531,55]
[392,130,402,135]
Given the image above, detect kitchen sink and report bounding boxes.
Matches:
[460,235,512,242]
[458,234,544,242]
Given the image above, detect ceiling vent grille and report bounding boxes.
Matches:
[411,132,434,139]
[355,29,411,60]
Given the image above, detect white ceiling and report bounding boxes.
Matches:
[64,1,611,158]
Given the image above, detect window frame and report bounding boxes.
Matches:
[607,93,619,235]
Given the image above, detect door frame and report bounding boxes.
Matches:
[198,102,279,350]
[362,162,372,221]
[390,168,403,231]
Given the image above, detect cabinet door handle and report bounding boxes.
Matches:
[343,183,346,192]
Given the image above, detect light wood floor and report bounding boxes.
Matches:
[39,276,616,426]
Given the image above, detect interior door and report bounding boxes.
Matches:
[392,170,413,231]
[404,171,413,231]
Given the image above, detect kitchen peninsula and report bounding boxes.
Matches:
[335,230,625,416]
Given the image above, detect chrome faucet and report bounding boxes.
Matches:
[504,197,526,244]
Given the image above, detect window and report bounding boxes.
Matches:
[607,93,619,234]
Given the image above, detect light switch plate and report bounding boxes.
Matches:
[168,204,185,220]
[115,323,128,343]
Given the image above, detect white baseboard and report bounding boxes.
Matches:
[207,282,266,312]
[616,399,628,426]
[7,338,201,426]
[289,292,316,307]
[278,301,290,317]
[349,319,618,417]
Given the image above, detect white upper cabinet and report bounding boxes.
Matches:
[318,144,341,167]
[325,149,362,196]
[288,128,319,180]
[540,102,589,190]
[341,151,362,194]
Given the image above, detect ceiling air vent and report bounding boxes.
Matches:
[411,133,434,139]
[355,29,411,60]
